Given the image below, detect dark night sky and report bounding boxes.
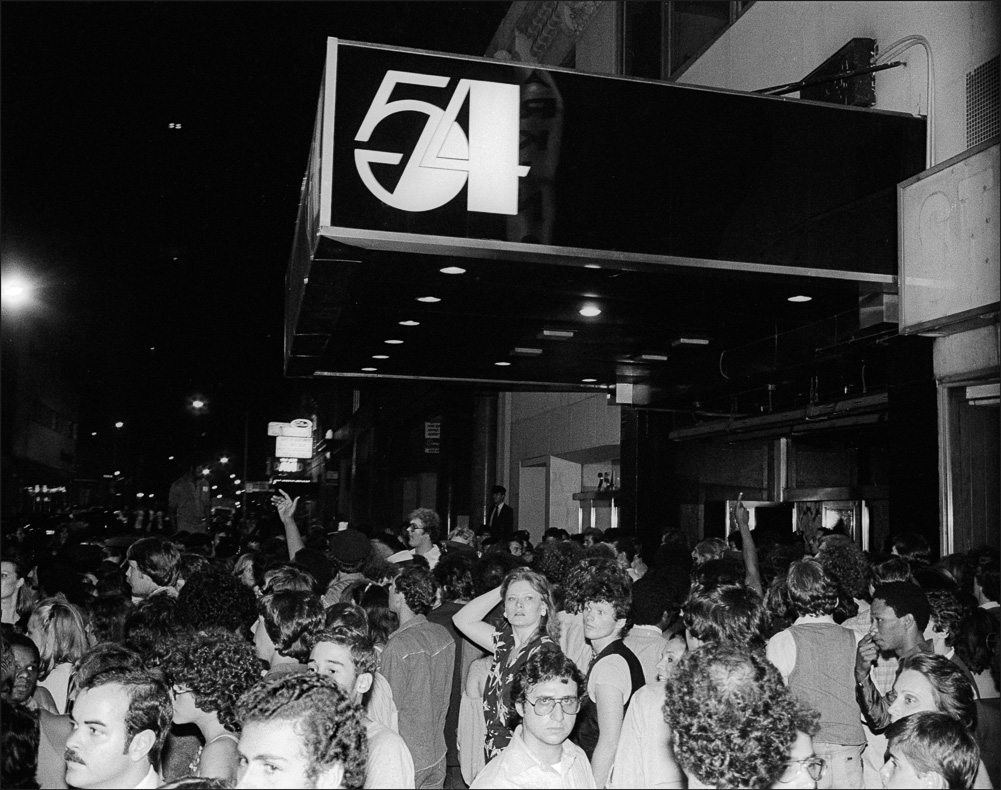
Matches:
[1,1,511,487]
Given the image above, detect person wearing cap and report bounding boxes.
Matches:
[324,528,373,607]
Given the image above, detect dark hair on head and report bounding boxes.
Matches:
[509,646,585,723]
[873,581,931,633]
[955,607,1000,674]
[684,582,768,649]
[583,542,618,561]
[176,568,259,639]
[393,565,438,616]
[975,554,1000,603]
[531,540,581,591]
[1,699,40,789]
[501,567,561,642]
[259,590,325,662]
[356,584,397,646]
[692,537,728,566]
[324,602,369,636]
[925,589,967,647]
[562,556,623,614]
[85,594,133,644]
[79,669,173,769]
[159,628,263,733]
[692,555,744,589]
[70,642,145,700]
[178,553,211,584]
[896,652,977,730]
[615,536,638,563]
[407,508,441,543]
[434,551,474,603]
[816,535,870,601]
[293,548,333,592]
[127,538,181,588]
[95,572,129,598]
[472,551,524,597]
[885,711,980,789]
[891,532,933,568]
[261,564,318,596]
[871,556,916,586]
[913,566,960,595]
[235,672,367,788]
[785,558,839,617]
[308,629,377,678]
[664,643,818,789]
[362,554,398,586]
[159,777,234,789]
[579,572,633,637]
[630,573,671,626]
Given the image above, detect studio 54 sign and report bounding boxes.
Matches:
[354,71,528,215]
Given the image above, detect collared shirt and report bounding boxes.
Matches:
[471,725,596,789]
[365,718,416,789]
[134,766,160,789]
[380,614,455,772]
[608,682,684,789]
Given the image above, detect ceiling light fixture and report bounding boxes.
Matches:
[579,305,602,317]
[584,264,601,269]
[787,295,812,303]
[512,347,543,356]
[361,367,377,372]
[399,320,420,326]
[671,337,711,347]
[638,353,669,361]
[417,296,441,303]
[385,339,404,345]
[582,378,597,383]
[494,361,512,367]
[439,266,466,275]
[372,355,389,359]
[539,329,575,340]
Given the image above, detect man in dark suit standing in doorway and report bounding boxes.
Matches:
[485,485,514,541]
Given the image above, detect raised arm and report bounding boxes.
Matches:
[272,489,305,560]
[452,585,502,654]
[733,497,763,597]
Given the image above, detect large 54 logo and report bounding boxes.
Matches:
[354,71,530,215]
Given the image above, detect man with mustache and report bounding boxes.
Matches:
[65,668,172,789]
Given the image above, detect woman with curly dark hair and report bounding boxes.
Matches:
[159,628,264,783]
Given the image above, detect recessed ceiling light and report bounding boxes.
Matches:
[361,367,377,372]
[539,329,575,339]
[417,296,441,303]
[372,355,389,359]
[385,339,404,345]
[787,295,812,303]
[439,266,466,275]
[582,378,597,383]
[584,264,601,269]
[512,347,543,356]
[672,337,711,347]
[495,361,512,367]
[579,305,602,317]
[638,353,669,361]
[399,320,420,326]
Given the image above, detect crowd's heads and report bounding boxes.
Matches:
[891,532,933,568]
[683,582,768,650]
[815,534,870,601]
[692,537,728,567]
[871,556,917,588]
[665,643,818,789]
[390,565,438,617]
[85,594,133,645]
[257,590,325,664]
[472,551,525,597]
[974,554,1000,604]
[923,589,967,651]
[307,629,377,702]
[562,556,622,614]
[785,558,839,618]
[501,567,561,642]
[406,508,441,544]
[177,553,211,590]
[27,595,90,677]
[509,646,584,743]
[956,606,1000,674]
[69,642,144,704]
[434,551,474,603]
[889,652,977,730]
[692,555,745,589]
[176,567,259,639]
[882,711,980,789]
[125,538,181,595]
[6,632,42,705]
[531,539,581,590]
[870,582,931,652]
[160,628,263,733]
[324,601,369,635]
[1,698,39,789]
[122,592,179,657]
[328,529,371,575]
[629,572,672,627]
[580,570,632,642]
[66,669,173,788]
[261,564,318,596]
[354,584,397,646]
[235,672,367,789]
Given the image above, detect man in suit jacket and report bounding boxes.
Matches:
[485,485,514,542]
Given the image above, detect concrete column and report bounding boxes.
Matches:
[471,393,498,531]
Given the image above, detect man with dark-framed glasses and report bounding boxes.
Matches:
[471,647,595,788]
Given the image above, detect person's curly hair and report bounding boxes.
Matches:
[578,573,633,637]
[176,569,259,639]
[816,535,870,601]
[434,552,474,603]
[259,591,325,662]
[925,589,968,647]
[562,557,624,614]
[159,628,263,733]
[236,672,367,788]
[956,607,1000,674]
[85,594,133,645]
[785,558,839,617]
[307,629,377,677]
[664,643,818,789]
[683,582,768,649]
[393,566,438,616]
[508,645,584,727]
[531,541,579,590]
[472,552,524,597]
[408,508,441,543]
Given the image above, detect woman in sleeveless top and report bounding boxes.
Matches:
[452,567,561,760]
[160,628,263,783]
[574,572,644,788]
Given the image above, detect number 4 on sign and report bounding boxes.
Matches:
[354,70,530,215]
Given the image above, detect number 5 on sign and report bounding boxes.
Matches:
[354,70,530,215]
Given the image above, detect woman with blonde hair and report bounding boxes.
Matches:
[26,595,90,713]
[453,566,561,759]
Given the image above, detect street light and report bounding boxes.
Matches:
[219,456,230,465]
[115,421,124,429]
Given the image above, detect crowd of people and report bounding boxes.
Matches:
[1,492,998,790]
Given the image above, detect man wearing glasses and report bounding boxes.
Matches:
[405,508,443,570]
[471,647,595,789]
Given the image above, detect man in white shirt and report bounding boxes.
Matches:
[402,508,443,570]
[308,629,416,789]
[471,648,595,789]
[64,669,172,790]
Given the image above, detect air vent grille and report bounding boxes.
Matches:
[967,55,999,148]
